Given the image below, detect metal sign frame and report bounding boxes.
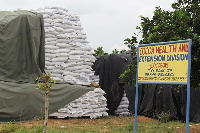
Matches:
[134,39,192,133]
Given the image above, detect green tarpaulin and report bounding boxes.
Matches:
[0,10,94,122]
[0,10,45,83]
[0,81,94,122]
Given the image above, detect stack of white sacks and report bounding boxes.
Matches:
[114,91,130,115]
[49,88,108,119]
[33,6,99,85]
[33,6,107,118]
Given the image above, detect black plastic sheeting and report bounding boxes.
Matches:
[93,53,133,114]
[93,52,200,122]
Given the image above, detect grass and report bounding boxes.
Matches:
[0,116,199,133]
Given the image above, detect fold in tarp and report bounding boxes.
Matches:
[0,81,94,122]
[0,10,45,83]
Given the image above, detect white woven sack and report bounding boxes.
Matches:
[45,66,55,70]
[63,75,77,82]
[121,97,128,101]
[57,9,69,16]
[45,34,56,38]
[57,39,72,43]
[45,49,54,53]
[46,31,59,36]
[78,61,93,66]
[54,49,70,53]
[56,53,69,57]
[94,88,105,94]
[120,101,129,105]
[45,37,57,42]
[56,34,66,39]
[50,14,65,19]
[52,57,68,62]
[56,43,71,48]
[74,69,92,74]
[45,45,59,50]
[53,26,64,32]
[45,61,58,66]
[65,67,76,71]
[44,27,55,32]
[62,19,72,25]
[69,42,83,47]
[68,17,80,21]
[69,50,85,55]
[71,26,83,30]
[52,18,63,23]
[68,55,81,60]
[51,73,62,78]
[81,65,92,70]
[46,41,57,46]
[42,14,49,19]
[45,57,51,61]
[53,77,63,82]
[64,29,74,33]
[119,105,129,109]
[45,53,57,58]
[44,18,53,23]
[52,69,65,74]
[44,23,52,27]
[62,71,79,77]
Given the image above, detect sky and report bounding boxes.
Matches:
[1,0,177,53]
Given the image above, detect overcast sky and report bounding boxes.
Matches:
[1,0,177,53]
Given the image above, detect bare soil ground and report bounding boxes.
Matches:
[21,115,156,127]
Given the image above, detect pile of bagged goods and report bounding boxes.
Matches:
[114,91,130,115]
[33,6,99,86]
[49,88,108,119]
[33,6,107,118]
[33,6,131,118]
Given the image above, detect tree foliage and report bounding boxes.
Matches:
[112,49,126,54]
[120,37,137,84]
[112,49,119,54]
[93,47,108,56]
[122,0,200,87]
[119,49,126,53]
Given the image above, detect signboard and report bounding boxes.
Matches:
[134,40,192,133]
[138,42,189,83]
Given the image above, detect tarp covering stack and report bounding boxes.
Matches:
[92,52,133,114]
[0,81,93,122]
[0,10,94,122]
[0,10,45,83]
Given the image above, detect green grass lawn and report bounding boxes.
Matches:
[0,116,199,133]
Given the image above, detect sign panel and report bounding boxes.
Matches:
[135,40,191,133]
[138,42,189,83]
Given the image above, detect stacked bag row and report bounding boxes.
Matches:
[49,88,108,119]
[33,6,99,85]
[114,91,130,115]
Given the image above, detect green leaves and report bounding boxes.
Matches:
[93,47,108,56]
[131,1,200,87]
[120,61,136,85]
[36,73,55,95]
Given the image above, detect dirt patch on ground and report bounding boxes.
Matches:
[20,115,157,128]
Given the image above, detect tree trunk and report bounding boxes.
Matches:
[43,93,49,133]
